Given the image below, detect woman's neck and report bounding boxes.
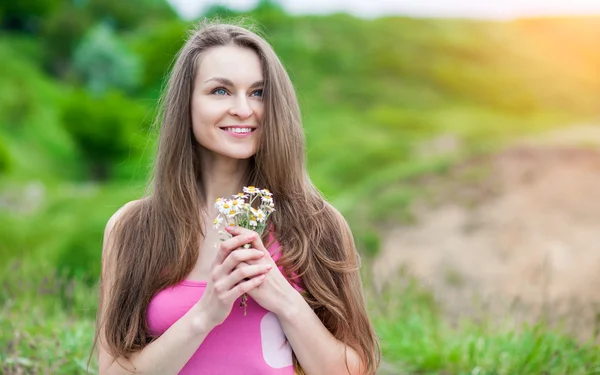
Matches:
[199,151,250,209]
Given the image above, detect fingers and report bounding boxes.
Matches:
[219,249,265,276]
[225,226,270,255]
[212,232,258,267]
[224,273,267,302]
[220,263,272,292]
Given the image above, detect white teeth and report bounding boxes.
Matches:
[226,127,252,134]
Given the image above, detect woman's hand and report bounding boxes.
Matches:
[224,226,301,318]
[196,232,272,329]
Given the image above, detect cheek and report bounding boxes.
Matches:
[191,101,215,143]
[192,98,214,121]
[192,98,225,131]
[254,102,265,122]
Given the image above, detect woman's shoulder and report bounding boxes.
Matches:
[102,198,147,256]
[105,198,145,233]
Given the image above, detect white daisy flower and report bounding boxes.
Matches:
[256,209,266,223]
[249,216,258,227]
[260,189,273,197]
[219,201,233,215]
[263,202,275,213]
[214,197,225,209]
[243,186,259,195]
[233,192,249,200]
[226,209,239,219]
[213,216,223,229]
[231,198,244,211]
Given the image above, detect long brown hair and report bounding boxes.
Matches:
[93,20,380,374]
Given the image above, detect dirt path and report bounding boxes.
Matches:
[372,125,600,340]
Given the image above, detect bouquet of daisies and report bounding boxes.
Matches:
[213,186,275,315]
[213,186,275,235]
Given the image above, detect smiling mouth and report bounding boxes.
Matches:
[220,125,256,138]
[219,126,256,135]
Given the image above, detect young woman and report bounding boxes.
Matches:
[94,21,380,375]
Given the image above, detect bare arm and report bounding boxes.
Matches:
[278,207,369,375]
[98,304,211,375]
[279,292,364,375]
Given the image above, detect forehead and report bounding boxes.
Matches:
[196,45,263,83]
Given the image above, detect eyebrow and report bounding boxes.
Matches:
[204,77,264,89]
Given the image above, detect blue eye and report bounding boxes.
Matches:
[251,89,263,97]
[212,88,228,96]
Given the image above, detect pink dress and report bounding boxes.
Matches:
[147,237,303,375]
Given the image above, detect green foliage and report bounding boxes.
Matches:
[355,228,381,259]
[87,0,178,31]
[0,0,61,32]
[73,23,142,94]
[60,90,149,180]
[0,135,11,173]
[55,218,104,288]
[131,19,189,96]
[0,37,80,180]
[202,4,241,19]
[39,2,93,76]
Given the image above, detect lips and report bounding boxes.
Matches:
[219,126,256,138]
[220,127,255,134]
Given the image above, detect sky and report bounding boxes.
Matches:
[168,0,600,20]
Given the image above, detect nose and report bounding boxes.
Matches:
[228,94,253,119]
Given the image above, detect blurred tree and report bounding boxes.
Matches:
[201,4,239,19]
[87,0,178,31]
[132,19,188,97]
[0,137,11,174]
[0,0,60,33]
[73,22,142,94]
[251,0,288,35]
[39,2,92,78]
[60,90,148,180]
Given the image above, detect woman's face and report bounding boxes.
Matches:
[191,45,264,161]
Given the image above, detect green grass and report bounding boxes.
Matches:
[1,285,98,374]
[370,279,600,374]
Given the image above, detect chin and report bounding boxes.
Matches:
[224,150,257,160]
